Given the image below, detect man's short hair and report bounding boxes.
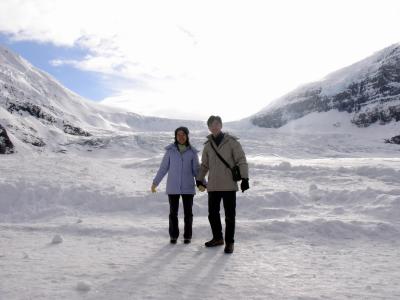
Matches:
[207,115,222,127]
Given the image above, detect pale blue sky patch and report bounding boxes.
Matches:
[0,33,116,101]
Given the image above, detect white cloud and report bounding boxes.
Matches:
[1,0,400,121]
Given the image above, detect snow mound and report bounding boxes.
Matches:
[51,234,63,244]
[76,281,91,292]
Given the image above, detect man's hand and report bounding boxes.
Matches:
[151,184,157,193]
[240,178,249,193]
[196,180,206,192]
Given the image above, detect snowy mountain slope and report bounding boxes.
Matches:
[0,45,204,152]
[251,43,400,128]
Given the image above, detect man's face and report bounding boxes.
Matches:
[176,130,188,145]
[208,120,222,136]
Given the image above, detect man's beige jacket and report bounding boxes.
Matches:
[197,133,249,192]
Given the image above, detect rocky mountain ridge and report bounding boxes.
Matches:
[0,45,204,153]
[251,44,400,129]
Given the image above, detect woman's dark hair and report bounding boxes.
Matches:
[207,115,222,127]
[174,126,190,146]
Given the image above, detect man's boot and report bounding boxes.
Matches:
[205,238,224,247]
[224,243,234,254]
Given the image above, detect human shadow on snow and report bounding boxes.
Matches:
[89,241,229,299]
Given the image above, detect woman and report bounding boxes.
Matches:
[151,126,204,244]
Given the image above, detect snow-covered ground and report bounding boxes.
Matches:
[1,120,400,299]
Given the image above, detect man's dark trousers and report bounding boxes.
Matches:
[208,191,236,243]
[168,194,193,239]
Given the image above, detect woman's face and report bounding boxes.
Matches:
[176,130,187,145]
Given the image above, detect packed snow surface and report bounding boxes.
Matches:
[1,119,400,299]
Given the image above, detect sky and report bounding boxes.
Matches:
[0,0,400,122]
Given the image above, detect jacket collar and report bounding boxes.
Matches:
[165,143,198,153]
[205,132,237,147]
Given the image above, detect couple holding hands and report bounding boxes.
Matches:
[151,115,249,254]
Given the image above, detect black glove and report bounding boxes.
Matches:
[240,178,249,193]
[196,180,206,188]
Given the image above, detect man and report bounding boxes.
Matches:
[196,115,249,254]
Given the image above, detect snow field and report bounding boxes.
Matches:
[1,129,400,299]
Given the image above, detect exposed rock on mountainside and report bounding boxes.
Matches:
[0,123,14,153]
[252,44,400,128]
[384,134,400,145]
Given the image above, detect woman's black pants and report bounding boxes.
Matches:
[168,194,194,239]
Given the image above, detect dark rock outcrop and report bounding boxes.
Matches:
[352,105,400,127]
[6,100,57,123]
[5,100,91,137]
[23,134,46,147]
[384,135,400,144]
[63,123,91,136]
[0,124,14,154]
